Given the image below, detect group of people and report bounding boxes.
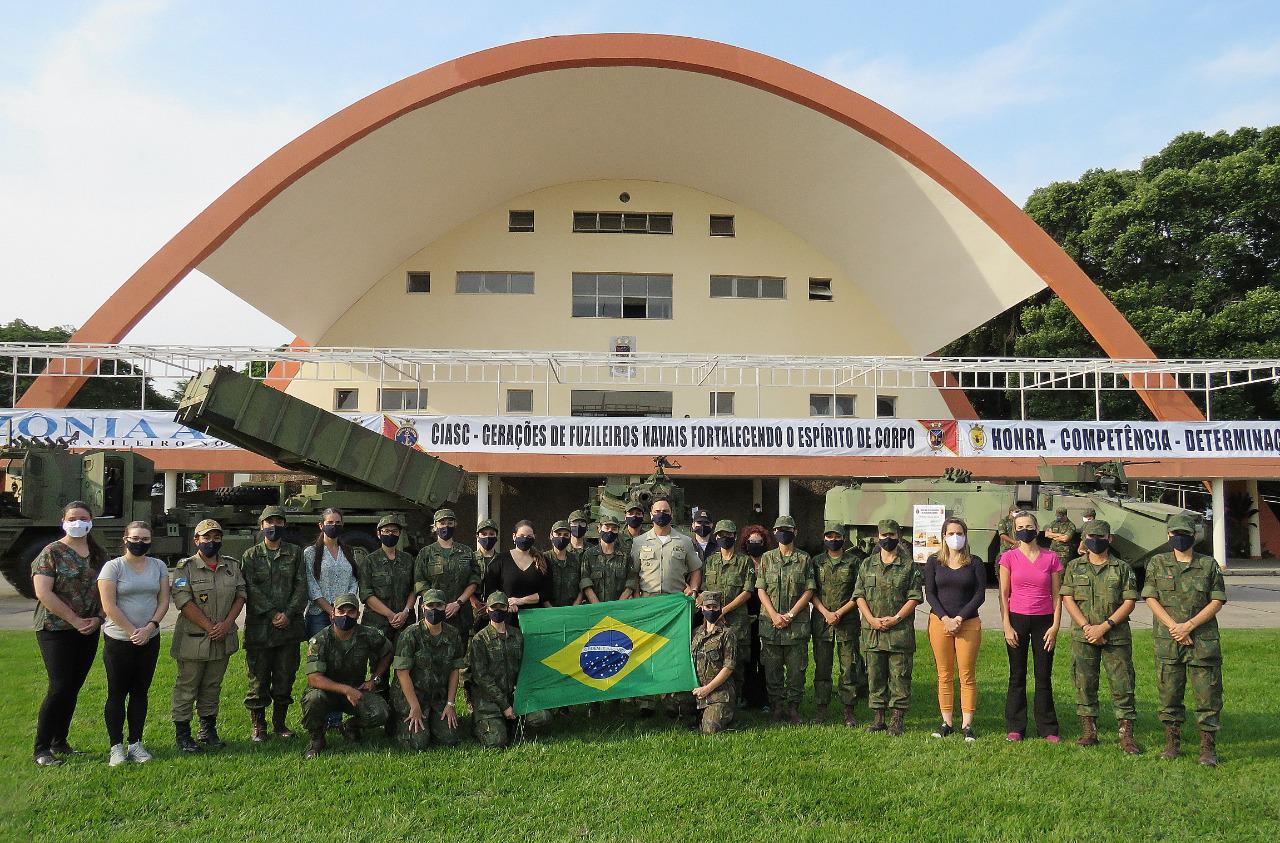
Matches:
[30,495,1226,766]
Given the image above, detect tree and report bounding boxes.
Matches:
[943,126,1280,421]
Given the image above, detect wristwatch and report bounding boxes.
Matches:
[1104,618,1116,629]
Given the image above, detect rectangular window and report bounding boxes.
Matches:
[378,388,427,411]
[506,389,533,414]
[406,272,431,293]
[876,395,897,418]
[333,388,359,411]
[709,275,786,299]
[508,210,534,232]
[572,272,673,319]
[571,390,673,418]
[709,215,735,236]
[810,394,855,417]
[808,277,833,301]
[456,271,535,294]
[709,392,735,416]
[572,212,673,234]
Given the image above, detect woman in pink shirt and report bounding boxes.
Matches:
[999,511,1062,742]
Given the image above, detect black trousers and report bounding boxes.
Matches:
[103,635,161,745]
[1005,611,1059,737]
[35,628,100,753]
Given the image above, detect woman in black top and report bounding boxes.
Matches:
[482,520,548,625]
[924,517,986,741]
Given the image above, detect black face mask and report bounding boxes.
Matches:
[746,542,765,558]
[423,608,445,625]
[551,536,570,550]
[879,537,900,552]
[702,608,722,623]
[693,524,712,537]
[125,540,151,556]
[478,535,498,551]
[651,512,672,527]
[599,530,617,545]
[436,526,455,541]
[322,524,342,539]
[333,615,357,631]
[1170,533,1195,552]
[197,540,222,558]
[488,608,509,624]
[1084,537,1110,555]
[569,524,587,538]
[715,535,736,550]
[513,535,535,551]
[775,530,795,546]
[824,538,844,552]
[379,533,399,548]
[625,515,644,529]
[1015,528,1038,543]
[261,526,282,542]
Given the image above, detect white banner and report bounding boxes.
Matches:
[956,420,1280,458]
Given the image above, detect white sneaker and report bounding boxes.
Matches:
[108,743,127,767]
[126,741,153,763]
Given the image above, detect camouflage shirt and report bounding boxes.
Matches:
[1046,518,1078,558]
[812,549,865,641]
[304,623,392,688]
[699,551,757,627]
[1063,554,1139,643]
[391,620,464,708]
[690,622,737,709]
[854,547,924,653]
[240,541,308,648]
[581,545,636,602]
[1141,551,1227,660]
[414,542,480,602]
[466,623,523,715]
[543,549,583,607]
[756,548,816,644]
[358,547,415,633]
[31,541,102,632]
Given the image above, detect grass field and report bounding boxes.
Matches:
[2,628,1278,842]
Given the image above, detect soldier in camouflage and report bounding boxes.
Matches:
[414,508,481,642]
[581,513,637,603]
[1044,507,1078,560]
[811,524,867,726]
[471,519,501,633]
[240,506,308,742]
[300,593,392,758]
[467,592,525,747]
[687,591,737,733]
[544,520,584,607]
[996,506,1021,551]
[619,503,647,559]
[700,519,755,704]
[567,509,590,558]
[756,515,815,725]
[855,519,923,736]
[359,514,416,681]
[391,589,463,750]
[1060,520,1141,754]
[1142,514,1227,767]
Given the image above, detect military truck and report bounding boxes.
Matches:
[825,461,1206,582]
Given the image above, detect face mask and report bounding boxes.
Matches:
[702,608,722,623]
[322,524,342,539]
[599,530,617,545]
[569,524,587,538]
[261,526,282,542]
[1084,537,1110,554]
[652,512,672,527]
[125,540,151,557]
[625,515,644,529]
[1015,528,1038,543]
[1170,533,1195,552]
[550,536,570,550]
[746,542,765,558]
[436,526,455,541]
[423,608,445,625]
[716,535,736,551]
[879,537,900,552]
[488,608,509,624]
[824,538,844,552]
[513,535,535,551]
[945,534,967,550]
[1082,517,1093,523]
[197,540,222,557]
[693,524,712,537]
[379,533,400,548]
[332,615,357,631]
[63,519,92,538]
[478,535,498,551]
[775,530,795,545]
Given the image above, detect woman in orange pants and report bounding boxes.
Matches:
[924,517,986,741]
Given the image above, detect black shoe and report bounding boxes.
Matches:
[196,716,226,749]
[49,740,83,757]
[637,707,655,719]
[962,726,977,742]
[34,750,63,767]
[175,721,204,754]
[931,722,954,739]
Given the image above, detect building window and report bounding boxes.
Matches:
[572,273,672,319]
[333,388,359,411]
[378,388,428,411]
[506,389,533,414]
[709,392,735,416]
[571,390,673,418]
[709,275,785,299]
[810,394,855,417]
[456,271,535,294]
[508,210,534,232]
[808,278,833,301]
[876,396,897,418]
[709,215,735,237]
[406,272,431,293]
[573,212,673,234]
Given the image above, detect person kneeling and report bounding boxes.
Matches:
[688,591,737,734]
[300,593,392,758]
[466,591,551,747]
[392,589,462,750]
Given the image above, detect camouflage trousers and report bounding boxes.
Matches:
[695,702,734,734]
[1155,649,1223,732]
[391,691,459,749]
[812,635,866,707]
[760,641,808,709]
[300,688,390,732]
[171,656,230,721]
[244,644,301,710]
[473,708,552,747]
[865,649,913,712]
[1071,639,1137,721]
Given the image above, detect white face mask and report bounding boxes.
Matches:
[1082,517,1092,523]
[63,519,92,538]
[944,534,967,550]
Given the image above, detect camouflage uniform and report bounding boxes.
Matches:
[700,527,756,700]
[414,541,481,640]
[300,621,392,732]
[854,545,923,712]
[1064,551,1139,721]
[1046,510,1078,559]
[240,538,308,711]
[581,543,637,603]
[358,545,415,647]
[391,615,464,749]
[545,520,584,607]
[812,547,868,707]
[169,551,246,722]
[756,531,816,712]
[466,603,524,748]
[689,593,737,734]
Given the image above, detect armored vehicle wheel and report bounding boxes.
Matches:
[212,485,278,506]
[2,531,61,600]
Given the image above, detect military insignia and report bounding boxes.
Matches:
[927,422,945,451]
[541,616,670,691]
[968,423,986,452]
[174,577,188,587]
[394,422,419,448]
[199,593,209,603]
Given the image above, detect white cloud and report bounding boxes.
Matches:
[1200,40,1280,80]
[0,0,306,345]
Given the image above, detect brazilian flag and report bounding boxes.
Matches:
[513,594,696,714]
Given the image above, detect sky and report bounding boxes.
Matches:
[2,0,1279,346]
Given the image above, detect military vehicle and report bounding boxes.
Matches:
[825,461,1206,581]
[580,456,689,536]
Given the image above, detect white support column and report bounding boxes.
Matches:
[476,473,490,522]
[752,478,763,511]
[1211,478,1227,569]
[778,476,791,518]
[1246,478,1262,559]
[490,477,502,531]
[163,470,178,513]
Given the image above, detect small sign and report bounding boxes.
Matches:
[912,504,947,564]
[611,336,635,378]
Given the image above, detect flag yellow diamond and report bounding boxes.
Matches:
[541,614,670,691]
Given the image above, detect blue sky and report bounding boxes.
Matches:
[2,0,1279,344]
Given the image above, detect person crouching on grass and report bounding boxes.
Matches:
[686,591,737,734]
[855,519,922,737]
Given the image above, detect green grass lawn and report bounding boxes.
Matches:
[2,628,1277,841]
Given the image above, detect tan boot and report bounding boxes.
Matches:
[812,704,827,725]
[1198,731,1218,767]
[249,708,269,743]
[866,709,886,733]
[1077,715,1098,747]
[842,705,857,728]
[888,709,905,736]
[1118,720,1142,755]
[1159,725,1181,760]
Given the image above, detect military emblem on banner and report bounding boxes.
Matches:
[380,415,423,450]
[920,419,959,453]
[968,423,986,452]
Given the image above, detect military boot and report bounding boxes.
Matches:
[1159,725,1181,760]
[812,705,827,725]
[1118,720,1141,755]
[303,730,326,759]
[1198,731,1218,767]
[842,705,857,728]
[339,719,361,743]
[787,705,803,725]
[866,709,887,733]
[249,708,269,743]
[272,704,296,739]
[197,715,226,749]
[888,709,905,737]
[1077,715,1098,747]
[175,721,203,753]
[771,706,785,724]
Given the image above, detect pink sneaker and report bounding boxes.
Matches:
[1044,735,1061,744]
[1005,732,1022,742]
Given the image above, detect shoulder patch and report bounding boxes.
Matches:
[173,577,188,588]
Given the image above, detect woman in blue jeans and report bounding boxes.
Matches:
[303,507,360,639]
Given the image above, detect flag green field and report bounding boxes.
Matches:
[513,593,696,714]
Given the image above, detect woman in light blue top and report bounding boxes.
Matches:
[303,507,360,639]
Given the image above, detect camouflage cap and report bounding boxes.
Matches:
[598,511,620,526]
[773,515,796,529]
[332,592,360,611]
[1082,508,1096,518]
[475,518,499,533]
[1168,514,1196,535]
[568,510,588,523]
[878,518,902,535]
[625,502,645,513]
[551,520,570,533]
[1054,507,1068,518]
[421,588,447,605]
[1083,520,1111,538]
[697,590,723,607]
[713,519,738,535]
[432,508,457,523]
[258,505,285,523]
[485,591,508,608]
[376,513,406,531]
[193,519,222,536]
[823,522,847,538]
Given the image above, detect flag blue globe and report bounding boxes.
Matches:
[579,629,633,679]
